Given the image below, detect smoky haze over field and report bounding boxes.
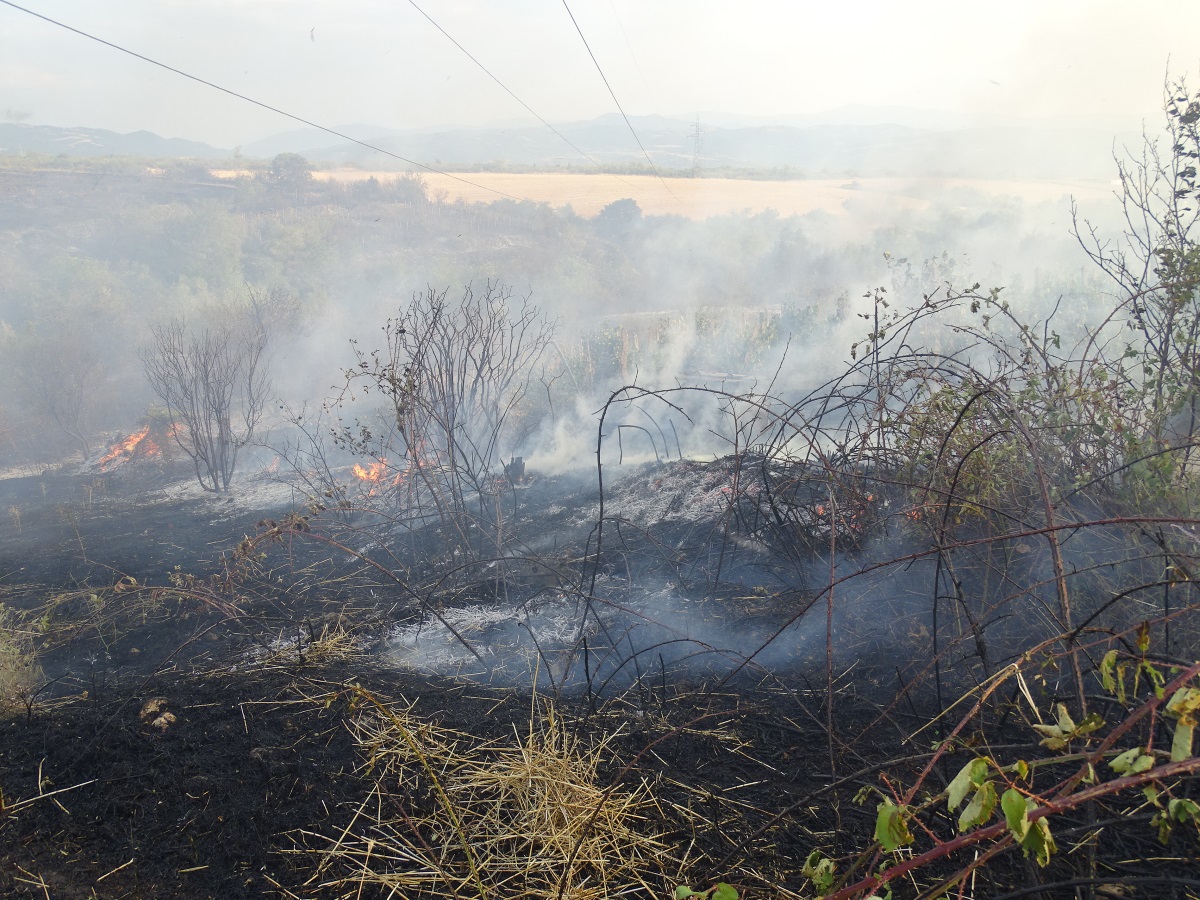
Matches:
[0,121,1144,695]
[1,1,1186,471]
[0,156,1126,468]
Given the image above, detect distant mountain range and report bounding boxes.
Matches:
[0,123,224,159]
[0,111,1143,180]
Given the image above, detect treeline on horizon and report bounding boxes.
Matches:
[0,151,816,181]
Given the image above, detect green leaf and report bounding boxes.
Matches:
[1113,661,1129,704]
[1109,748,1139,774]
[1137,621,1151,654]
[1002,788,1030,842]
[875,800,914,852]
[1002,789,1057,865]
[675,888,699,899]
[853,785,875,805]
[1170,797,1200,823]
[1152,808,1174,844]
[1110,748,1155,775]
[1054,703,1076,734]
[1032,709,1067,749]
[1141,661,1166,698]
[1170,721,1194,762]
[1023,815,1058,866]
[712,885,738,900]
[1165,687,1200,723]
[1031,722,1069,751]
[958,779,997,832]
[802,850,836,893]
[947,758,989,812]
[1032,705,1103,751]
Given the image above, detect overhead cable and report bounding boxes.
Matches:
[560,0,678,201]
[0,0,523,200]
[406,0,634,185]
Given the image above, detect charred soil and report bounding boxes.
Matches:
[1,458,1199,898]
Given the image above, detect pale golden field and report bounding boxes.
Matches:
[305,169,1116,219]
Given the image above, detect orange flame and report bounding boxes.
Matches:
[98,426,152,469]
[352,460,389,482]
[351,459,411,495]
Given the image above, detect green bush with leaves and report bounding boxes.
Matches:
[794,648,1200,899]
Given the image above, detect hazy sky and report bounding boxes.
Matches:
[2,0,1199,148]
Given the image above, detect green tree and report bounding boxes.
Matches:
[265,153,314,191]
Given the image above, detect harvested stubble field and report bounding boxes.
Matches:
[307,171,1116,218]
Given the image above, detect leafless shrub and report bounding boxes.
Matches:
[334,282,556,555]
[141,291,280,492]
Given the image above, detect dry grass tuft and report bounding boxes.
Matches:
[250,621,366,669]
[0,604,41,715]
[294,692,684,899]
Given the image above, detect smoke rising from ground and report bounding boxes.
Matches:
[0,147,1161,704]
[0,158,1125,473]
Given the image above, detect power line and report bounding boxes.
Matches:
[560,0,678,201]
[405,0,633,184]
[690,114,704,179]
[0,0,523,201]
[606,0,660,114]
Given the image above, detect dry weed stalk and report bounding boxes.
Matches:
[296,689,681,899]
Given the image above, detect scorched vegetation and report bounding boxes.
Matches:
[2,77,1200,900]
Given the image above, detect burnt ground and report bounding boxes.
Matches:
[2,459,1199,898]
[0,460,843,899]
[0,660,850,899]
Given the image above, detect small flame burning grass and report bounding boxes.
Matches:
[350,459,389,483]
[350,458,413,496]
[95,422,185,471]
[97,426,152,469]
[97,426,164,470]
